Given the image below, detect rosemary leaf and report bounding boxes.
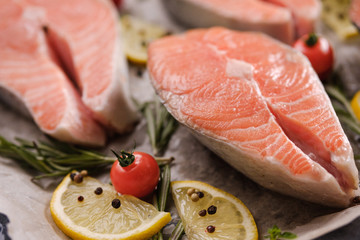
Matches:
[145,104,157,153]
[157,164,171,211]
[169,220,185,240]
[155,156,175,166]
[338,115,360,135]
[326,85,359,124]
[141,98,178,156]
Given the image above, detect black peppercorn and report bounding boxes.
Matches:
[94,187,103,195]
[136,68,143,77]
[206,225,215,233]
[78,196,84,202]
[70,172,77,181]
[112,199,121,209]
[197,191,204,198]
[198,209,207,217]
[207,205,217,215]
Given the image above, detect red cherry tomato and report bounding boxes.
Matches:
[112,0,123,9]
[110,151,159,198]
[293,33,334,81]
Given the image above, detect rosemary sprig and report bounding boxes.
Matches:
[139,97,178,156]
[0,136,173,179]
[325,85,360,160]
[151,165,171,240]
[325,85,360,125]
[138,98,178,240]
[169,220,185,240]
[157,164,171,211]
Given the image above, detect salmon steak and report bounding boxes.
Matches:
[148,27,359,207]
[0,0,138,145]
[162,0,321,44]
[0,0,106,146]
[350,0,360,30]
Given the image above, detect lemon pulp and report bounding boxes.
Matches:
[50,173,171,240]
[120,15,167,64]
[171,180,258,240]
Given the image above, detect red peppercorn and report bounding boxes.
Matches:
[206,225,215,233]
[199,209,207,217]
[74,174,83,183]
[353,196,360,204]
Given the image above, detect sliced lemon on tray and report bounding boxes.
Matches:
[351,91,360,121]
[321,0,359,39]
[171,180,258,240]
[50,172,171,240]
[120,15,168,64]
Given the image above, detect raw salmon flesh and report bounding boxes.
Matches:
[163,0,322,44]
[350,0,360,30]
[0,0,138,146]
[148,27,359,207]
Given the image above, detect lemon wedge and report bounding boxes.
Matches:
[120,15,168,64]
[50,172,171,240]
[321,0,359,39]
[171,180,258,240]
[351,91,360,121]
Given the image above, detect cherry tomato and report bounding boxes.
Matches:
[293,33,334,81]
[112,0,123,9]
[110,150,160,198]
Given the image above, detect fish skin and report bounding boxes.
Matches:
[148,27,359,207]
[162,0,321,44]
[0,0,106,146]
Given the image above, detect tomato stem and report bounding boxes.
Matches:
[305,33,318,47]
[111,150,135,167]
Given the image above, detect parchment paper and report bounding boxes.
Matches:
[1,0,360,239]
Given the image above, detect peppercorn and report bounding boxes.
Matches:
[70,172,77,181]
[187,188,195,196]
[197,191,204,198]
[42,25,48,34]
[198,209,206,217]
[136,68,143,77]
[74,173,83,183]
[207,205,217,215]
[80,170,88,177]
[94,187,103,195]
[206,225,215,233]
[190,193,200,202]
[353,196,360,204]
[78,196,84,202]
[338,13,345,20]
[112,199,121,209]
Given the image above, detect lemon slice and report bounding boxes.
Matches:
[171,180,258,240]
[351,91,360,121]
[120,15,168,64]
[321,0,359,39]
[50,173,171,240]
